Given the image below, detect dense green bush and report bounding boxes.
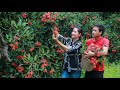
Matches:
[0,12,120,78]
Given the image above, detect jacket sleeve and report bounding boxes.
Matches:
[67,42,82,54]
[58,34,69,45]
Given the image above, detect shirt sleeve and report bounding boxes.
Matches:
[58,34,68,45]
[103,38,109,48]
[67,42,82,54]
[86,39,91,46]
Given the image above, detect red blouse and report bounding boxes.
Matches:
[86,37,109,71]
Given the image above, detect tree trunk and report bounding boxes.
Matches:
[0,31,11,62]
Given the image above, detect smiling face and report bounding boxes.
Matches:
[92,26,102,38]
[71,27,81,39]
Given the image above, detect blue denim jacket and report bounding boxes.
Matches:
[58,34,82,72]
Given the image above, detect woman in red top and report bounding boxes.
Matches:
[84,24,109,78]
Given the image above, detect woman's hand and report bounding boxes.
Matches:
[52,34,57,41]
[53,30,59,36]
[52,34,69,52]
[53,30,59,38]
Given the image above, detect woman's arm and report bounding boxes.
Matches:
[56,34,69,45]
[53,34,69,52]
[53,34,82,53]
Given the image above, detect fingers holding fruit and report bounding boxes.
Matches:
[52,34,56,40]
[52,34,58,41]
[53,30,59,37]
[53,25,59,37]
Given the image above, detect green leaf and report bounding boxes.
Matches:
[10,68,14,72]
[22,22,28,27]
[17,18,22,27]
[28,54,31,61]
[11,20,17,28]
[9,37,12,43]
[24,26,30,31]
[41,48,45,54]
[46,49,50,54]
[34,64,39,71]
[34,55,37,61]
[5,34,9,39]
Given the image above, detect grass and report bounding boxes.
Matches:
[81,61,120,78]
[104,61,120,78]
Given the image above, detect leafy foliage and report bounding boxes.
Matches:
[0,12,120,78]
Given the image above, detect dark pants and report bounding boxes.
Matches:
[84,70,104,78]
[61,69,81,78]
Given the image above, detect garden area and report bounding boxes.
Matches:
[0,12,120,78]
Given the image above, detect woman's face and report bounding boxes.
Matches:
[71,28,81,39]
